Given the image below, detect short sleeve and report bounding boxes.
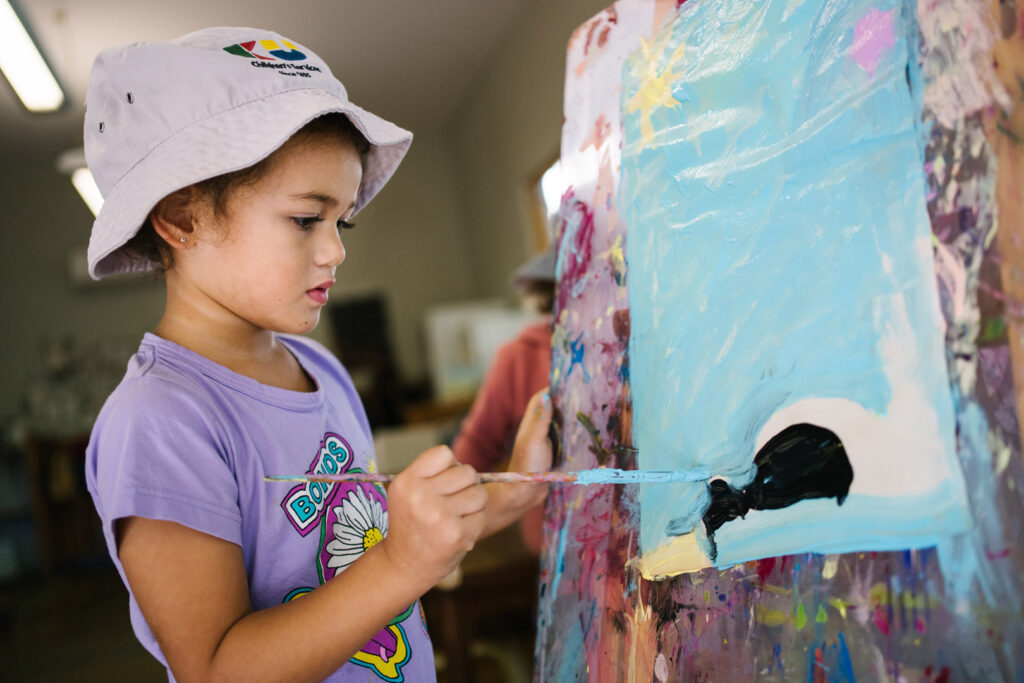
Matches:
[87,376,242,547]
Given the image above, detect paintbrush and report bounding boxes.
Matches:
[264,467,711,486]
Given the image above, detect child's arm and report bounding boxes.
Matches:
[480,389,553,538]
[117,446,484,683]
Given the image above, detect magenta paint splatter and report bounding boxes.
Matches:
[554,191,596,312]
[851,8,897,75]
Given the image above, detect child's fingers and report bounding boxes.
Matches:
[403,445,458,478]
[510,388,553,473]
[447,480,488,515]
[430,462,481,494]
[516,389,552,445]
[462,507,487,543]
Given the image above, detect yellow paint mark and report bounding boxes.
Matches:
[552,367,561,382]
[606,305,615,316]
[760,583,794,596]
[914,638,922,646]
[635,533,711,579]
[822,554,839,580]
[626,36,688,149]
[829,598,849,619]
[599,235,627,272]
[868,583,940,611]
[754,605,789,627]
[815,605,828,624]
[723,638,728,645]
[703,590,711,603]
[795,603,807,630]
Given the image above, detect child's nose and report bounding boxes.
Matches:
[317,227,346,267]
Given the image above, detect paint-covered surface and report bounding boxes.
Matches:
[624,0,968,574]
[536,0,1024,679]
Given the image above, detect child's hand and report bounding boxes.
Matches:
[379,446,487,593]
[510,389,553,471]
[506,389,553,508]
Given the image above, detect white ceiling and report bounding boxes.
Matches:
[0,0,536,154]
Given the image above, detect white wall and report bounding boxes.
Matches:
[450,0,613,297]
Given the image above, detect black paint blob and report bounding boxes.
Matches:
[699,423,854,561]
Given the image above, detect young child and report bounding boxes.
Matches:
[82,27,552,682]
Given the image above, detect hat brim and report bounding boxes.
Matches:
[87,88,412,279]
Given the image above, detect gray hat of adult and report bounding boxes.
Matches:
[83,27,413,280]
[510,245,557,287]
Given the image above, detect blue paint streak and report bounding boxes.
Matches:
[837,633,856,682]
[573,467,711,485]
[550,504,571,602]
[555,617,586,682]
[621,0,966,561]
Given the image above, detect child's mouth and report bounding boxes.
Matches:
[307,287,329,305]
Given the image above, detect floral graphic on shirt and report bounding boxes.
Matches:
[280,432,419,682]
[326,486,389,573]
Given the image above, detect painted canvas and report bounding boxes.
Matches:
[537,0,1024,679]
[623,0,969,575]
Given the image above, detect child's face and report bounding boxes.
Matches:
[178,135,363,336]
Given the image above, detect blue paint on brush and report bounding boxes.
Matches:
[573,467,711,485]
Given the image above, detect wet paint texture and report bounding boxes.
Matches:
[535,0,1024,680]
[622,0,968,570]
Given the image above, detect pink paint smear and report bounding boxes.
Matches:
[851,8,897,76]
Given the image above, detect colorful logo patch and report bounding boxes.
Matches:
[223,39,307,61]
[281,433,353,535]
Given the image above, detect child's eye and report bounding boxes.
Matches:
[293,215,322,230]
[338,219,356,230]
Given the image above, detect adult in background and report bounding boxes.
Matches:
[452,246,555,554]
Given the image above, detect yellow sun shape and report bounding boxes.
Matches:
[626,34,688,149]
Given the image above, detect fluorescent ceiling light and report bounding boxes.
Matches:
[57,149,103,216]
[0,0,64,112]
[71,168,103,216]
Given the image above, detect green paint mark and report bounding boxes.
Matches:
[755,605,788,627]
[795,603,807,630]
[979,316,1007,343]
[815,605,828,623]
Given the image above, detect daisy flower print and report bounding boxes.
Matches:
[326,485,389,574]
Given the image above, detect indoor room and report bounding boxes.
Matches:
[0,1,609,680]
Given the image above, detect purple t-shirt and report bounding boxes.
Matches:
[85,333,435,682]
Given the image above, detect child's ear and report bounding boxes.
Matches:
[149,187,197,249]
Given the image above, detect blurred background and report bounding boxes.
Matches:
[0,0,611,679]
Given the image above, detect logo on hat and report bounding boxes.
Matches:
[224,39,307,62]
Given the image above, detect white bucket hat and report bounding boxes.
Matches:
[84,26,413,279]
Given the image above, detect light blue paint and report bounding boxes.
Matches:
[556,616,587,682]
[550,504,571,602]
[621,0,967,563]
[573,467,711,485]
